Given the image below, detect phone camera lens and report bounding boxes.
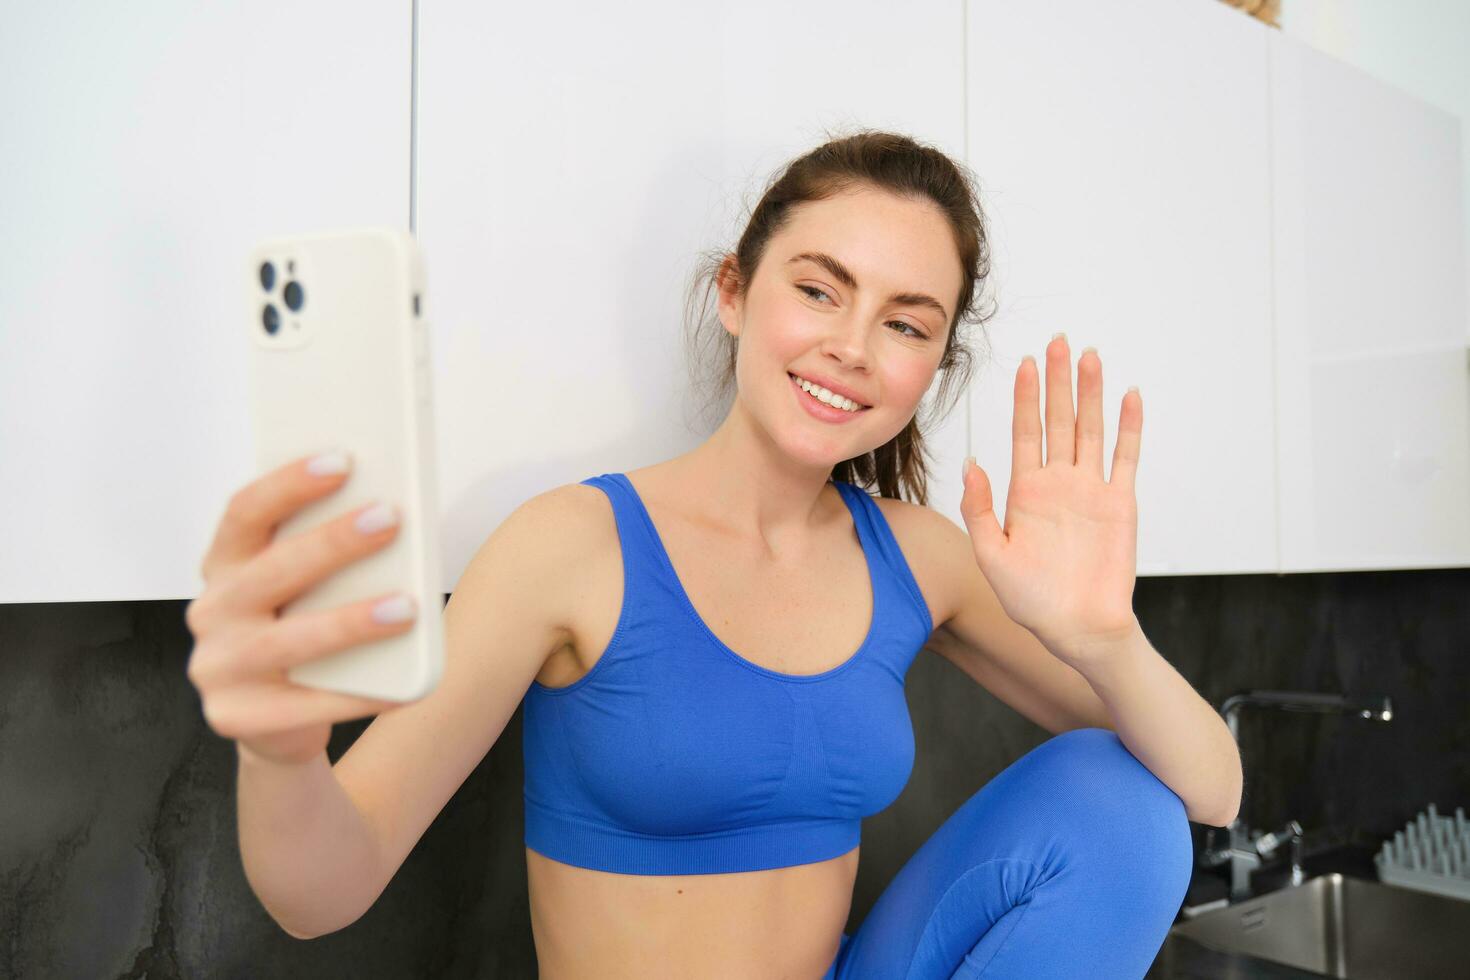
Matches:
[259,261,275,292]
[262,304,280,335]
[283,281,305,312]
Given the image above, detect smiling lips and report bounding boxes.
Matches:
[788,372,870,412]
[789,372,871,424]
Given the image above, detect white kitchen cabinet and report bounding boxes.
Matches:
[416,0,970,581]
[1269,29,1470,572]
[964,0,1278,576]
[0,1,411,602]
[14,0,1466,604]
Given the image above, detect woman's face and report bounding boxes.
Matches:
[718,184,963,469]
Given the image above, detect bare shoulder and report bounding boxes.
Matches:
[867,494,972,633]
[496,480,623,665]
[506,480,617,550]
[453,481,617,633]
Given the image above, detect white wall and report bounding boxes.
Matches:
[1278,0,1470,336]
[0,1,410,603]
[3,0,1463,604]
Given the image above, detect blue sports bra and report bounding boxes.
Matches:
[520,472,934,875]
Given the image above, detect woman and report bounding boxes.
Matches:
[186,131,1241,978]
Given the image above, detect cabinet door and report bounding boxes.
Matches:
[0,1,410,601]
[417,0,967,583]
[1270,31,1470,571]
[965,0,1277,575]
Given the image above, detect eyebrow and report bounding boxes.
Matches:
[785,251,949,323]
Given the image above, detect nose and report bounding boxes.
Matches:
[819,319,874,371]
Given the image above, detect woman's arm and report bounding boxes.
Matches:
[908,503,1240,827]
[903,500,1113,736]
[236,485,591,938]
[1063,621,1243,828]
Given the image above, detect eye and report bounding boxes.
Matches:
[795,284,929,339]
[797,283,832,304]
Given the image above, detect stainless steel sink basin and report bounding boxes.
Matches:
[1168,873,1470,978]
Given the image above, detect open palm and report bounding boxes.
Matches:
[958,334,1143,667]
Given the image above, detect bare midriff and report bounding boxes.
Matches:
[526,844,858,979]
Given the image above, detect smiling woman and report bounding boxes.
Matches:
[679,130,997,507]
[508,130,1194,979]
[205,128,1194,980]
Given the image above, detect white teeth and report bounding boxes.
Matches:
[791,373,863,412]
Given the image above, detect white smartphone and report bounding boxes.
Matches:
[244,226,444,702]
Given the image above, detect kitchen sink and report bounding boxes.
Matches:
[1168,872,1470,978]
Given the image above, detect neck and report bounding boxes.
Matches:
[664,402,845,558]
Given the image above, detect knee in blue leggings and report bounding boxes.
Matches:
[1031,726,1193,862]
[829,727,1195,979]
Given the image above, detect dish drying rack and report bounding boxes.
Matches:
[1375,803,1470,902]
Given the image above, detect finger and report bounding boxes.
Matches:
[1109,386,1143,491]
[190,590,419,687]
[203,451,354,582]
[222,498,402,617]
[1044,333,1075,468]
[1075,347,1105,480]
[201,680,404,741]
[1012,354,1043,482]
[959,457,1007,566]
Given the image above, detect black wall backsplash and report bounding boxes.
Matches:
[3,567,1466,978]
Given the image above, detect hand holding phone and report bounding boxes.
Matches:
[185,450,417,766]
[239,227,444,704]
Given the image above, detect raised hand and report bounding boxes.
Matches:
[957,333,1143,667]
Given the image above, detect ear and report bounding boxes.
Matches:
[715,254,743,339]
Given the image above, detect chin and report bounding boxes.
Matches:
[777,426,883,473]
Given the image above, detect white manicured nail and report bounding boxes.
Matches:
[372,593,416,624]
[308,450,352,476]
[356,502,399,534]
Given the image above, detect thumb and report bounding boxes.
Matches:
[958,456,1006,567]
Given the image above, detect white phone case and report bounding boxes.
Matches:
[245,226,443,702]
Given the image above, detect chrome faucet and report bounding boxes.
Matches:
[1198,690,1393,902]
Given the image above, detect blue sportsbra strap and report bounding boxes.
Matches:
[578,472,660,568]
[834,482,934,635]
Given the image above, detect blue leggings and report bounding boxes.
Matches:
[823,728,1194,979]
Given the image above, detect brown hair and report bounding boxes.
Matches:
[681,128,996,506]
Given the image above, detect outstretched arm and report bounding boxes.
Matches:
[953,334,1240,828]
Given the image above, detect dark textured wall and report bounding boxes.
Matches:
[3,568,1467,978]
